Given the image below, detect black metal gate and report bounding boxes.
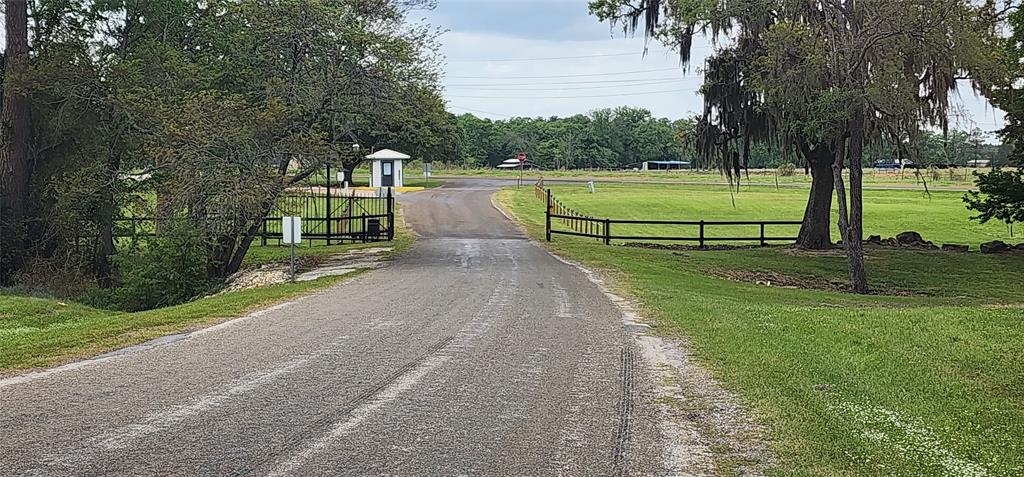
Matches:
[107,189,395,246]
[261,188,394,245]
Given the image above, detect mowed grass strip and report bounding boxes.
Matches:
[497,184,1024,476]
[0,276,350,374]
[1,205,416,375]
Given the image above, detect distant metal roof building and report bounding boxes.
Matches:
[642,160,691,170]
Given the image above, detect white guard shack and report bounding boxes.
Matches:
[366,149,409,188]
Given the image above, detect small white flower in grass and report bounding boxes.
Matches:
[829,400,993,477]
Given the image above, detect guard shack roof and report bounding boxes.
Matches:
[365,149,411,160]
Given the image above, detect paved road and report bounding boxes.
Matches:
[0,180,666,476]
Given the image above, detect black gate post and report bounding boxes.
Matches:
[326,163,332,245]
[387,187,394,241]
[545,189,552,242]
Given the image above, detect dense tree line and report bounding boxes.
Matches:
[0,0,451,308]
[452,108,1008,171]
[453,107,697,169]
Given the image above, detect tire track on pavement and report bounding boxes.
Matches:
[259,248,520,476]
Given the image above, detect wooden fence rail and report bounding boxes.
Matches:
[539,183,800,247]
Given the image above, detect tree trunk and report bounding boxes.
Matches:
[94,184,116,289]
[222,221,263,279]
[845,110,869,293]
[796,149,835,249]
[0,0,30,284]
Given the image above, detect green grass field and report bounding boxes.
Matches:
[0,276,352,374]
[436,166,983,189]
[0,202,417,376]
[498,184,1024,476]
[542,182,1015,247]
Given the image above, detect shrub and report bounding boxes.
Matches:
[777,163,796,176]
[86,223,214,311]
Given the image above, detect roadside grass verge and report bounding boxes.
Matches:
[1,203,417,376]
[496,185,1024,476]
[0,275,353,375]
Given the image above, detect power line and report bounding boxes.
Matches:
[447,88,694,100]
[446,79,684,92]
[447,51,670,62]
[447,67,680,79]
[445,76,698,87]
[449,105,514,118]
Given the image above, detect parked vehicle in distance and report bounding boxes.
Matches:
[874,159,921,170]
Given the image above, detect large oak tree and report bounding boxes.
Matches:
[590,0,1005,292]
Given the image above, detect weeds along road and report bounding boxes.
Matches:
[0,180,666,476]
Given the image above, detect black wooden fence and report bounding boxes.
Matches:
[538,182,800,247]
[111,189,394,245]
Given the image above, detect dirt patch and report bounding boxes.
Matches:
[223,247,392,292]
[708,268,918,296]
[778,247,848,258]
[638,336,775,476]
[545,252,775,476]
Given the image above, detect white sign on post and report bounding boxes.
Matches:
[282,216,302,244]
[282,216,302,281]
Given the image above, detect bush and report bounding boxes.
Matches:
[86,224,214,311]
[777,163,796,176]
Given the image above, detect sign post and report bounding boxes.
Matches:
[423,162,432,187]
[517,152,526,190]
[282,216,302,281]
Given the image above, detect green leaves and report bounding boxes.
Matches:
[21,0,449,290]
[964,168,1024,226]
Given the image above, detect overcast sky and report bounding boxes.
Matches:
[422,0,1006,138]
[0,1,1007,137]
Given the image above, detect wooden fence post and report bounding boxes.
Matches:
[760,223,766,246]
[545,189,552,242]
[387,187,394,241]
[699,220,706,249]
[604,218,611,245]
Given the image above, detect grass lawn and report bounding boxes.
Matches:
[1,202,417,376]
[497,184,1024,476]
[541,182,1015,247]
[0,276,352,374]
[436,166,982,189]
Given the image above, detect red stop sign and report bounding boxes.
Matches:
[517,152,526,163]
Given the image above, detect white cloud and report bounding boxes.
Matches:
[437,29,1006,141]
[438,30,710,120]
